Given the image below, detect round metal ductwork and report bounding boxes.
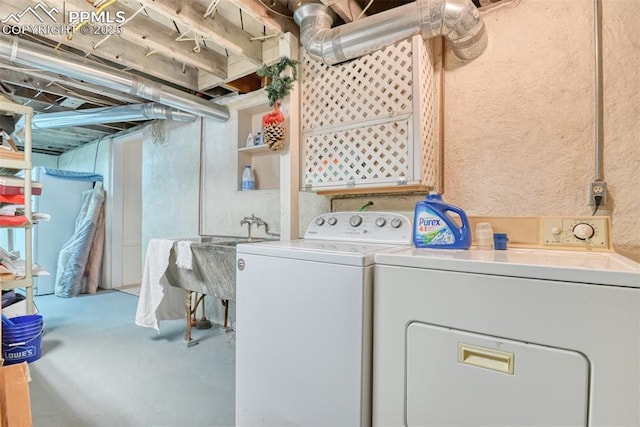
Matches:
[0,35,230,122]
[293,0,487,65]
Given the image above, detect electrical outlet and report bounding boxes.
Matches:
[589,181,607,206]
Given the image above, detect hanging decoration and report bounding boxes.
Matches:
[256,56,299,151]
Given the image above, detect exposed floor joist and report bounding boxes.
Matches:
[321,0,364,22]
[49,0,228,80]
[228,0,299,36]
[0,68,125,107]
[136,0,263,64]
[1,67,147,105]
[0,0,200,90]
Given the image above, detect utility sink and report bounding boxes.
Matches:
[165,236,267,301]
[190,239,254,301]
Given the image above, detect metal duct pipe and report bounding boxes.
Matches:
[293,0,487,65]
[24,103,196,130]
[0,35,230,122]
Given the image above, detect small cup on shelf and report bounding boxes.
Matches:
[475,223,494,250]
[493,233,509,250]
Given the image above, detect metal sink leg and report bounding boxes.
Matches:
[185,290,196,346]
[222,299,229,330]
[186,290,207,347]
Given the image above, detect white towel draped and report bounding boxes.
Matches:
[135,239,185,332]
[175,240,193,270]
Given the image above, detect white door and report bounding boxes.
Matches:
[121,139,142,286]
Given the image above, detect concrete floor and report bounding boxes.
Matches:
[25,290,235,427]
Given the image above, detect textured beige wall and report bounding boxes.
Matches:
[442,0,639,260]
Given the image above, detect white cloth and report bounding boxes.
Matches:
[135,239,186,332]
[175,240,193,270]
[32,212,51,222]
[0,204,21,215]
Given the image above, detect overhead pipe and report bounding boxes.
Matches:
[17,103,196,131]
[0,35,230,122]
[293,0,487,65]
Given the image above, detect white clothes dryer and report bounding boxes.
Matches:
[372,217,640,426]
[235,212,412,426]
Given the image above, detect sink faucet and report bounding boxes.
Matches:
[257,219,280,239]
[240,214,280,240]
[240,214,263,241]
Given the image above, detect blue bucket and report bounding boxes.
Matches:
[2,315,43,339]
[3,314,43,329]
[2,314,43,365]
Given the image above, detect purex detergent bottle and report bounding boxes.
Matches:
[413,192,471,249]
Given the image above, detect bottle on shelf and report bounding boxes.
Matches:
[246,132,254,147]
[242,165,255,191]
[255,132,262,146]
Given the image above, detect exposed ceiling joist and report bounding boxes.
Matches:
[320,0,364,22]
[52,0,228,80]
[198,35,280,91]
[0,0,200,90]
[0,68,120,107]
[136,0,263,64]
[1,67,146,105]
[12,88,74,110]
[228,0,299,36]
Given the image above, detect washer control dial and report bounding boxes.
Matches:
[573,223,595,240]
[315,217,325,226]
[327,217,338,226]
[541,217,610,249]
[390,218,403,229]
[375,217,387,227]
[349,215,363,227]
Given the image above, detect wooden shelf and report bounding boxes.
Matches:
[315,184,431,197]
[238,145,270,154]
[0,159,31,170]
[237,99,279,191]
[1,277,31,291]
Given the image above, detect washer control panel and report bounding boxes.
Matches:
[304,212,412,244]
[541,216,611,250]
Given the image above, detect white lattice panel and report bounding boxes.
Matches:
[302,40,413,131]
[303,119,409,186]
[301,36,439,190]
[418,38,438,187]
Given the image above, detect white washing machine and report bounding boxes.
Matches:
[372,216,640,426]
[235,211,412,426]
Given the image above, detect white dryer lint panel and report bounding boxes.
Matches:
[406,323,589,426]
